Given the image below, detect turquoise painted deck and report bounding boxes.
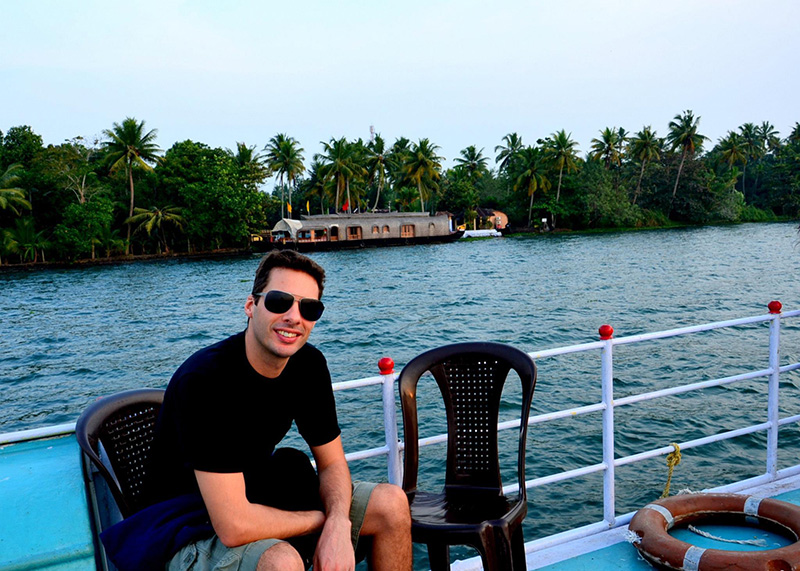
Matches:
[0,435,96,570]
[537,488,800,570]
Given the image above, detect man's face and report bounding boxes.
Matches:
[244,268,320,365]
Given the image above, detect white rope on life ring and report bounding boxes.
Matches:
[628,493,800,570]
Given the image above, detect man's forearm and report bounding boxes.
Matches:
[195,469,326,547]
[315,459,356,569]
[318,459,353,523]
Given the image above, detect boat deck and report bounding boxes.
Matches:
[0,433,96,570]
[6,431,800,570]
[521,478,800,571]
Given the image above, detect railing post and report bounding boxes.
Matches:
[379,357,403,486]
[599,324,616,527]
[766,301,782,477]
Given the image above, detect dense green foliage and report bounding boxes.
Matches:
[1,113,799,264]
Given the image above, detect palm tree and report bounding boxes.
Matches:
[494,132,524,174]
[265,134,305,218]
[4,217,50,263]
[365,134,389,211]
[513,146,551,227]
[589,128,623,169]
[666,110,707,205]
[303,159,331,213]
[387,137,412,190]
[316,137,359,212]
[98,226,125,259]
[544,130,580,206]
[738,122,762,199]
[232,142,268,190]
[125,205,184,254]
[717,132,747,190]
[102,118,161,254]
[454,145,489,184]
[758,122,781,155]
[345,139,370,211]
[403,139,443,213]
[628,127,661,204]
[0,164,32,215]
[789,123,800,144]
[393,186,419,212]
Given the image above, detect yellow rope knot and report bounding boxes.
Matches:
[660,443,682,499]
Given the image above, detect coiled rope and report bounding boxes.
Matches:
[654,446,767,547]
[660,442,682,499]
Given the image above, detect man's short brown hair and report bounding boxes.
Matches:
[251,250,326,300]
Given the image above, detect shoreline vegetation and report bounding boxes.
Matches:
[3,219,794,272]
[1,113,799,267]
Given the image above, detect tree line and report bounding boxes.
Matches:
[1,111,799,264]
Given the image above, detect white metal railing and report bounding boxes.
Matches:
[336,301,800,556]
[3,302,799,561]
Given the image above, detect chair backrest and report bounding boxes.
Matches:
[398,342,537,497]
[76,388,165,518]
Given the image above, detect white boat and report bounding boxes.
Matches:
[2,302,799,570]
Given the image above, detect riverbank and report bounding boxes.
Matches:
[0,247,254,272]
[2,218,796,271]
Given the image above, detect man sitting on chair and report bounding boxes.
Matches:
[148,250,412,571]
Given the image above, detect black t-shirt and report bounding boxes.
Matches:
[149,331,340,503]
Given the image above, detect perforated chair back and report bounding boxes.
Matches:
[399,342,537,496]
[398,342,537,570]
[76,388,164,518]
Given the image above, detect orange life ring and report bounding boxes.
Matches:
[629,493,800,570]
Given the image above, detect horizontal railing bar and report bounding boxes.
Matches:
[523,521,616,555]
[345,445,390,462]
[418,433,448,447]
[505,462,608,495]
[614,368,773,407]
[612,314,776,346]
[615,422,771,467]
[0,422,76,445]
[529,341,605,359]
[781,363,800,374]
[780,414,800,426]
[497,403,608,434]
[332,376,385,391]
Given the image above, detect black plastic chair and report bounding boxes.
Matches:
[398,342,537,571]
[76,388,165,518]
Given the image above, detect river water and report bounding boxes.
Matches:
[2,222,800,552]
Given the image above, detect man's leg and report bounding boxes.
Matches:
[358,483,412,571]
[256,541,305,571]
[254,447,323,567]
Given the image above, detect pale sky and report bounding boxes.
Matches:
[3,0,799,171]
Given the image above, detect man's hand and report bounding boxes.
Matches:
[311,437,356,571]
[313,514,355,571]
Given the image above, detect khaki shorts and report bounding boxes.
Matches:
[167,481,377,570]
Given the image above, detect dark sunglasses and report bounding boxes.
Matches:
[255,290,325,321]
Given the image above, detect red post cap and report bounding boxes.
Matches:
[599,325,614,340]
[768,301,782,314]
[378,357,395,375]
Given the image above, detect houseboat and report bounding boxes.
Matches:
[252,211,464,252]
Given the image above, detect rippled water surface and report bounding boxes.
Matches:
[2,222,800,551]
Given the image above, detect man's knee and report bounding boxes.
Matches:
[256,541,304,571]
[366,483,411,530]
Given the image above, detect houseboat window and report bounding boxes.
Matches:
[401,224,415,238]
[382,225,390,234]
[372,225,379,234]
[348,226,363,240]
[298,230,311,240]
[429,222,436,233]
